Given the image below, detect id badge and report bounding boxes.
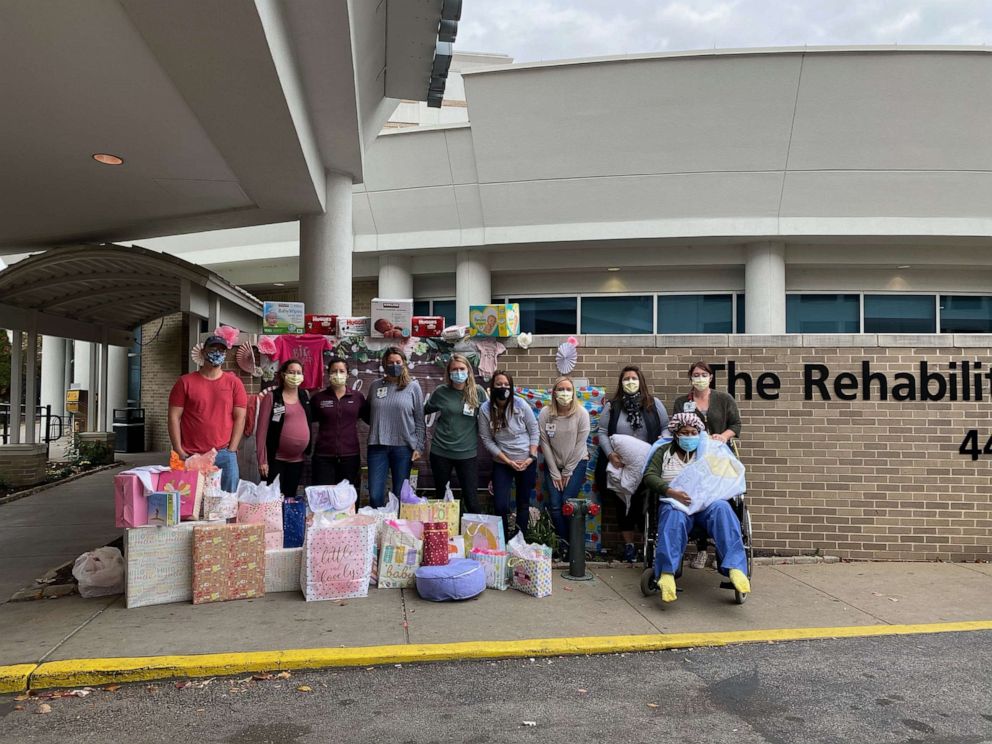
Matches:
[463,403,476,416]
[684,401,696,413]
[376,386,388,399]
[545,422,556,439]
[272,403,285,422]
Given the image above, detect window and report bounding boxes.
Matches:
[736,294,745,333]
[580,295,653,334]
[786,294,859,333]
[657,294,732,333]
[940,295,992,333]
[413,300,430,317]
[864,295,935,333]
[509,297,578,334]
[127,326,141,407]
[433,300,455,326]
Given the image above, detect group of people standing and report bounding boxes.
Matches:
[167,334,744,586]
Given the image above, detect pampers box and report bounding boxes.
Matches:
[371,298,413,339]
[469,304,520,337]
[262,301,305,335]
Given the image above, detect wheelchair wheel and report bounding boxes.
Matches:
[735,507,753,605]
[640,567,657,596]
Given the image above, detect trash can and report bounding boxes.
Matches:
[113,408,145,453]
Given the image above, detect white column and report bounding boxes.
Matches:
[378,255,413,299]
[107,345,129,418]
[9,331,23,444]
[24,332,37,444]
[88,342,98,432]
[744,242,786,334]
[40,335,66,419]
[73,340,91,389]
[455,251,492,326]
[98,341,109,432]
[300,170,353,317]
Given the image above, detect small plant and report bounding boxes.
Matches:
[525,507,559,553]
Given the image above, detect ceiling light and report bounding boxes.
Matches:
[92,153,124,165]
[897,265,911,269]
[607,267,620,272]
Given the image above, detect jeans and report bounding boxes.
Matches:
[367,444,413,508]
[543,460,588,540]
[653,500,746,578]
[266,459,304,500]
[214,447,239,493]
[429,452,480,514]
[491,461,537,539]
[311,454,362,493]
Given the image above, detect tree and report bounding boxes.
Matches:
[0,330,11,403]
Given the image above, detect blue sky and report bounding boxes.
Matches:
[457,1,991,62]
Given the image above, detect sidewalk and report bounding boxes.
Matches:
[2,460,991,690]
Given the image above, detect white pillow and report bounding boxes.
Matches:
[606,435,654,511]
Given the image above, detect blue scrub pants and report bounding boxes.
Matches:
[654,500,746,578]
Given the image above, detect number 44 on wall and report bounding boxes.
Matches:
[959,430,992,461]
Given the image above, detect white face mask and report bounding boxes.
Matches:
[691,375,711,391]
[622,379,640,394]
[284,373,304,388]
[555,390,573,405]
[329,372,347,387]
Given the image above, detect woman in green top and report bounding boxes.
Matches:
[425,353,488,513]
[671,360,743,569]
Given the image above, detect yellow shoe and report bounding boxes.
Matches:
[729,569,751,595]
[659,573,677,603]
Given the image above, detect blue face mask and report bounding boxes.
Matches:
[205,350,226,367]
[450,370,469,384]
[678,435,700,453]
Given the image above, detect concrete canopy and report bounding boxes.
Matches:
[0,0,447,253]
[0,245,261,347]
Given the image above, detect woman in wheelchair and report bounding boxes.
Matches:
[642,412,750,603]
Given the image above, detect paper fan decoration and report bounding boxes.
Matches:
[236,342,262,377]
[190,342,205,367]
[556,338,579,374]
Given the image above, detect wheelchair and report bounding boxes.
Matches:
[637,439,753,605]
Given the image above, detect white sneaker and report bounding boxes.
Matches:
[689,551,708,570]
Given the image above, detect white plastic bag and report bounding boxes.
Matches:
[236,476,282,504]
[72,547,125,598]
[443,483,455,503]
[507,532,546,561]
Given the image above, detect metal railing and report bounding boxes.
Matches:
[0,404,65,455]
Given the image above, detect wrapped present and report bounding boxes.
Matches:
[461,513,505,555]
[507,533,553,598]
[377,520,424,589]
[192,523,266,604]
[114,467,170,528]
[447,535,465,560]
[265,547,303,593]
[357,494,400,586]
[300,515,376,601]
[469,304,519,337]
[155,469,204,521]
[422,522,449,567]
[282,499,307,549]
[470,548,510,591]
[399,499,460,538]
[147,491,180,527]
[125,522,210,608]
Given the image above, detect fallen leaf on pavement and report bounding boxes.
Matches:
[577,689,588,694]
[36,704,52,714]
[275,672,291,680]
[14,694,30,702]
[297,685,312,693]
[103,685,121,693]
[252,674,273,681]
[647,703,658,709]
[563,586,573,592]
[68,689,94,697]
[522,721,537,727]
[175,681,191,690]
[14,705,24,711]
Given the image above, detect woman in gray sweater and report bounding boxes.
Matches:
[366,347,425,508]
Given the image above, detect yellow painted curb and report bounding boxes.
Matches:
[25,619,992,690]
[0,664,37,694]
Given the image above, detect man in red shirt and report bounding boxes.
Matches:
[168,335,248,492]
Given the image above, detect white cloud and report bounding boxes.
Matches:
[457,0,991,61]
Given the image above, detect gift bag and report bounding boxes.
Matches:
[507,533,553,598]
[461,513,506,555]
[156,469,204,521]
[399,479,423,505]
[114,466,170,528]
[448,535,465,560]
[282,499,307,549]
[470,548,510,591]
[203,491,238,521]
[192,523,266,604]
[237,477,284,549]
[300,515,376,601]
[377,519,424,589]
[422,522,449,567]
[358,493,399,586]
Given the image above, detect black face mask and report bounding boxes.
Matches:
[493,387,512,402]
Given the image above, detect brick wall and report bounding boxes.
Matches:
[0,444,47,488]
[496,336,992,562]
[139,313,185,452]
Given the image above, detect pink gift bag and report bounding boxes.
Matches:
[114,473,148,529]
[155,469,204,521]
